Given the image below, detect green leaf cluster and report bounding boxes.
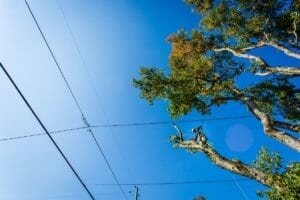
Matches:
[254,148,300,200]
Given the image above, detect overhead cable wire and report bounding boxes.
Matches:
[231,174,250,200]
[0,62,95,200]
[55,0,133,191]
[24,1,128,199]
[42,177,251,199]
[91,177,251,186]
[0,115,255,143]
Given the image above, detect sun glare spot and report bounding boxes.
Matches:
[225,124,254,153]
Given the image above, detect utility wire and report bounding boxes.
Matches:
[24,0,83,115]
[55,0,133,193]
[0,115,254,143]
[24,1,128,199]
[231,174,250,200]
[43,177,251,199]
[91,177,251,186]
[0,62,95,200]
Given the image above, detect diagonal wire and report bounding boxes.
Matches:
[231,174,250,200]
[24,1,128,199]
[54,0,133,195]
[0,62,95,200]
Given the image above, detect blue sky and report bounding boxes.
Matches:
[0,0,299,199]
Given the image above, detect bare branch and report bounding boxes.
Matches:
[241,42,300,59]
[255,67,300,76]
[214,48,300,76]
[291,12,299,46]
[214,47,265,63]
[273,121,300,134]
[177,140,278,188]
[266,42,300,59]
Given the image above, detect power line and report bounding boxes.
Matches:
[55,0,133,193]
[0,62,95,200]
[40,177,252,199]
[231,174,250,200]
[25,0,83,115]
[91,177,251,186]
[0,115,254,143]
[24,1,128,199]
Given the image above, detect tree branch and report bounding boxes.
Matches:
[225,86,300,151]
[255,66,300,76]
[243,101,300,152]
[273,121,300,134]
[241,42,300,59]
[214,47,265,63]
[177,140,278,188]
[266,42,300,59]
[214,48,300,76]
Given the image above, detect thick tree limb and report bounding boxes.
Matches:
[242,42,300,59]
[177,140,279,188]
[266,42,300,59]
[214,47,265,63]
[214,48,300,76]
[255,66,300,76]
[246,99,300,151]
[273,121,300,134]
[227,86,300,151]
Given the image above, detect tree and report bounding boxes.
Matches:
[134,0,300,150]
[133,0,300,199]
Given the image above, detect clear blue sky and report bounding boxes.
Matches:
[0,0,299,199]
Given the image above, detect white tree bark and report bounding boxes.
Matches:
[178,140,280,188]
[226,86,300,151]
[266,42,300,59]
[243,97,300,151]
[214,48,300,76]
[241,42,300,59]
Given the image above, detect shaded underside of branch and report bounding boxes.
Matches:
[273,121,300,134]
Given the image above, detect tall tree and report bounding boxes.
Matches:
[133,0,300,199]
[134,0,300,151]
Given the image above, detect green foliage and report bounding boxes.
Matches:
[253,147,300,200]
[134,29,240,118]
[133,0,299,120]
[245,76,300,121]
[185,0,213,14]
[253,147,282,174]
[133,67,167,105]
[187,0,300,46]
[257,163,300,200]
